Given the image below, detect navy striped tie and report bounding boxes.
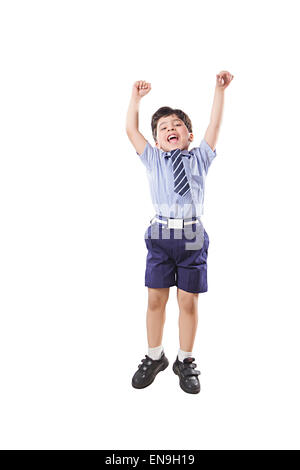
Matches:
[169,148,191,197]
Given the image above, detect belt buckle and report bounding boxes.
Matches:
[167,218,183,229]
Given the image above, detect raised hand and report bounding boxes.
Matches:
[132,80,152,99]
[216,71,234,90]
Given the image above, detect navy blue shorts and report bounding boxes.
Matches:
[144,217,209,294]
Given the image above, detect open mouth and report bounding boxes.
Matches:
[167,134,179,143]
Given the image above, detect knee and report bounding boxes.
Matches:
[178,292,198,312]
[148,289,169,311]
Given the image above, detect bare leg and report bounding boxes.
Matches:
[177,287,199,351]
[146,287,169,348]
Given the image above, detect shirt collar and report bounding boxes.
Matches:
[161,149,192,159]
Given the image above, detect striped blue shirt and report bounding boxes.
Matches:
[137,139,217,218]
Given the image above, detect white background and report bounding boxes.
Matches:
[0,0,299,450]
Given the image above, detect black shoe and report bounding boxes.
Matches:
[132,352,169,389]
[173,356,201,394]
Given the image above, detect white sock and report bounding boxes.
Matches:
[178,348,193,363]
[148,345,163,360]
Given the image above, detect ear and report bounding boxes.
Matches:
[189,133,194,142]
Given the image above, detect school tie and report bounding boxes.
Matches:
[167,148,191,197]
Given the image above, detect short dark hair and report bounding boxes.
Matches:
[151,106,193,142]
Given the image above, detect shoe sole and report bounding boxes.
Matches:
[132,359,169,389]
[173,363,200,394]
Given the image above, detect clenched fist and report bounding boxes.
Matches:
[216,71,234,90]
[132,80,152,99]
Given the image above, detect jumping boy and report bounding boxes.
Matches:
[125,72,234,394]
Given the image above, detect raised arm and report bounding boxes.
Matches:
[204,71,234,152]
[126,81,151,156]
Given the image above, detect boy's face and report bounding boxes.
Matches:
[155,114,193,152]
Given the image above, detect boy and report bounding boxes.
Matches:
[125,72,234,394]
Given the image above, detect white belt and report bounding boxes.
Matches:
[150,216,200,229]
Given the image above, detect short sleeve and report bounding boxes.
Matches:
[136,141,159,171]
[192,138,217,174]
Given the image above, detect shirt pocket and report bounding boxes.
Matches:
[189,157,203,186]
[190,174,202,185]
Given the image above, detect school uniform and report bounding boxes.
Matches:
[137,139,216,294]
